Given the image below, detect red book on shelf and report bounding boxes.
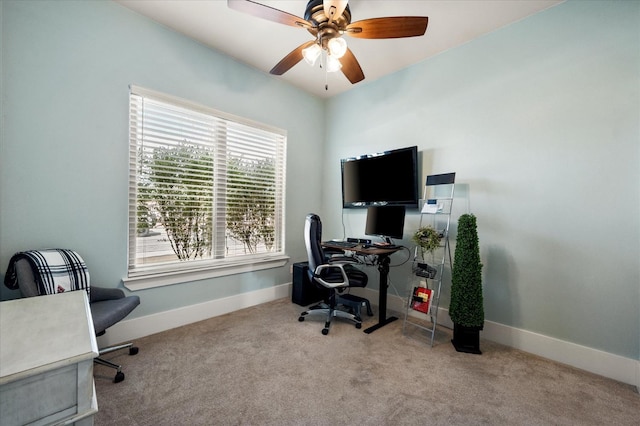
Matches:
[411,287,433,314]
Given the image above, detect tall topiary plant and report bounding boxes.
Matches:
[449,213,484,354]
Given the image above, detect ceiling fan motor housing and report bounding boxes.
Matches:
[304,0,351,47]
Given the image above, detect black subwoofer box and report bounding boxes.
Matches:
[292,262,328,306]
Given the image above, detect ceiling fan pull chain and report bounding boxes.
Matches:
[324,50,329,91]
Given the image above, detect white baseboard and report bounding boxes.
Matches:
[97,282,290,348]
[348,286,454,328]
[481,318,640,388]
[354,287,639,390]
[100,283,639,391]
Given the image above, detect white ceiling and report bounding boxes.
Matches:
[116,0,563,98]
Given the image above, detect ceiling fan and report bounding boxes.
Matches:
[228,0,429,86]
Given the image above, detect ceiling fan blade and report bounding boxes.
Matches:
[228,0,313,29]
[339,48,364,84]
[324,0,348,23]
[345,17,428,39]
[270,41,317,75]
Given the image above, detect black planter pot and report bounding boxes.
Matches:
[451,323,482,354]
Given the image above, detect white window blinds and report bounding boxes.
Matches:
[128,86,286,277]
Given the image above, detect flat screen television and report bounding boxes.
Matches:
[341,146,419,208]
[365,205,406,243]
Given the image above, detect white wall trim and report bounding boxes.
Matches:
[358,287,639,390]
[482,318,639,389]
[636,359,640,393]
[100,284,639,391]
[97,283,290,347]
[123,256,289,291]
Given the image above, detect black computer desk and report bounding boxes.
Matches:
[322,242,402,334]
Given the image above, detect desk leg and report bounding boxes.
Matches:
[364,254,398,334]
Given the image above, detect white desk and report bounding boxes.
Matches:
[0,291,99,425]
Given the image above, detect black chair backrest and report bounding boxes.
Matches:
[304,213,326,282]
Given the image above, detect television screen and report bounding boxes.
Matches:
[365,205,406,241]
[341,146,418,208]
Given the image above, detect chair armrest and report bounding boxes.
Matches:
[90,286,125,303]
[313,264,349,288]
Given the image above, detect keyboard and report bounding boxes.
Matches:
[324,240,358,249]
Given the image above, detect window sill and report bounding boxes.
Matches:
[122,255,290,291]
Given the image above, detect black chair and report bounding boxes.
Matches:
[10,254,140,383]
[298,214,369,335]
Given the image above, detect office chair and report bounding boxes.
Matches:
[298,214,369,335]
[7,252,140,383]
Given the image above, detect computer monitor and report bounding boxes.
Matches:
[365,205,406,243]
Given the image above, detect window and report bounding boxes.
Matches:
[127,86,287,286]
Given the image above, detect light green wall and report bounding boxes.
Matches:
[323,0,639,359]
[0,1,324,315]
[1,0,638,361]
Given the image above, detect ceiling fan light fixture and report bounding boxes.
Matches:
[302,43,322,66]
[326,54,343,73]
[327,37,347,59]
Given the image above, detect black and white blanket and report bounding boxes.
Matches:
[4,249,90,296]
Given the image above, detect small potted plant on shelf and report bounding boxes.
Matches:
[449,213,484,354]
[412,225,441,254]
[412,226,441,279]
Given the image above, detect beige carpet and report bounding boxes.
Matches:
[94,298,639,425]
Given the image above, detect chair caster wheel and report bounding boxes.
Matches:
[356,323,362,329]
[298,316,305,322]
[114,371,125,383]
[129,347,139,356]
[322,328,329,335]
